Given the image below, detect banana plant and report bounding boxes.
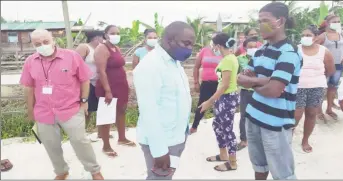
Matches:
[140,12,164,37]
[186,16,214,51]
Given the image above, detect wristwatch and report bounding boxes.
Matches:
[80,98,88,103]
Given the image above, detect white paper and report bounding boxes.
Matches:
[96,97,117,126]
[170,155,180,169]
[42,86,52,94]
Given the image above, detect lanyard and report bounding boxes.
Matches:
[40,60,54,82]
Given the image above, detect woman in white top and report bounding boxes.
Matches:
[295,25,335,153]
[75,30,104,138]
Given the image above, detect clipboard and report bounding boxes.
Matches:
[31,123,42,144]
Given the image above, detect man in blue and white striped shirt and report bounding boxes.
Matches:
[238,2,302,180]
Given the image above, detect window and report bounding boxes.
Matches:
[7,32,18,43]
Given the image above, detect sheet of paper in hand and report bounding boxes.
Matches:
[96,97,117,126]
[32,123,42,144]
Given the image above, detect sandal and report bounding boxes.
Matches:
[317,113,328,123]
[326,111,338,120]
[102,150,118,158]
[214,162,237,172]
[118,140,136,147]
[237,142,247,151]
[206,155,228,162]
[1,159,13,172]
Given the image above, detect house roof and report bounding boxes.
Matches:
[0,21,76,31]
[71,25,95,32]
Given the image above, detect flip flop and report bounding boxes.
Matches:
[326,111,338,120]
[1,159,13,172]
[317,113,328,123]
[206,155,228,162]
[237,142,247,151]
[102,150,118,158]
[214,162,237,172]
[118,140,136,147]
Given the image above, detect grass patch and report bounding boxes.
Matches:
[1,97,215,140]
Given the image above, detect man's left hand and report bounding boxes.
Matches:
[80,102,89,116]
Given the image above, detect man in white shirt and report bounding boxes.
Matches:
[133,21,195,180]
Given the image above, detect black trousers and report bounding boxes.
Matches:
[239,89,253,142]
[192,81,218,129]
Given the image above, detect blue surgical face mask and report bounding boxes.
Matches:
[170,46,193,62]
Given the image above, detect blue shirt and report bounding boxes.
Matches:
[245,39,302,131]
[134,47,149,61]
[133,44,191,158]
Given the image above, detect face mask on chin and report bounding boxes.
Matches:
[36,44,55,57]
[300,37,313,46]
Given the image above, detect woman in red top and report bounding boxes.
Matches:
[235,28,263,56]
[95,25,135,157]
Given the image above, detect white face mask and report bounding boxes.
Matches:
[247,48,257,57]
[36,44,54,57]
[146,39,158,47]
[330,23,342,33]
[108,35,120,45]
[300,37,313,46]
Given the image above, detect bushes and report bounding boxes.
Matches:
[0,97,214,139]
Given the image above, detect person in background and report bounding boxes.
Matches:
[75,30,104,140]
[191,32,222,134]
[133,21,195,180]
[94,25,136,158]
[20,29,103,180]
[235,28,263,56]
[294,25,335,153]
[316,14,343,121]
[337,80,343,110]
[236,37,258,151]
[238,2,301,179]
[1,159,13,172]
[200,33,239,172]
[132,29,159,69]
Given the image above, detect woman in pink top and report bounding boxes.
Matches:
[235,28,263,56]
[294,25,335,153]
[191,32,222,134]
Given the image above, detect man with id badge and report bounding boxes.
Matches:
[133,21,195,180]
[20,29,103,180]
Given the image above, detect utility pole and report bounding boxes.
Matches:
[62,0,73,49]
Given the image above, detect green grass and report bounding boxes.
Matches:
[0,97,215,140]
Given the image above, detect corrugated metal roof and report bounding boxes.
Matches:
[0,21,76,31]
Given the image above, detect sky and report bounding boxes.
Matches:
[1,1,326,29]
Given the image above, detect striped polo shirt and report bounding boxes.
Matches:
[245,39,303,131]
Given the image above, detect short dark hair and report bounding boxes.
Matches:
[162,21,194,42]
[144,29,157,37]
[103,25,117,39]
[85,30,104,43]
[259,2,295,29]
[212,33,236,48]
[305,25,320,36]
[243,36,258,48]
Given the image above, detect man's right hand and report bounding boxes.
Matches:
[154,153,170,170]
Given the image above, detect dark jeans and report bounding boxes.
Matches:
[239,89,253,142]
[192,81,218,129]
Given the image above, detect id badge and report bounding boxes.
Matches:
[42,85,53,95]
